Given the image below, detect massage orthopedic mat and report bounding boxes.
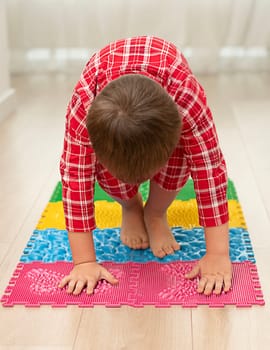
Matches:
[1,179,265,307]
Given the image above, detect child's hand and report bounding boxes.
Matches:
[185,253,232,295]
[58,261,119,295]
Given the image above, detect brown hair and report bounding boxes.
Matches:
[87,74,181,184]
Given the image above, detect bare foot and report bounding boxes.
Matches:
[120,194,149,250]
[144,208,180,258]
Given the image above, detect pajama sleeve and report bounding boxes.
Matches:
[60,91,97,233]
[177,75,229,227]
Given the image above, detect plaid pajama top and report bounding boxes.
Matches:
[60,36,229,232]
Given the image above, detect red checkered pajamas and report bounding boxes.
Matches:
[60,36,228,233]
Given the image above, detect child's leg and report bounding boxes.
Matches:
[95,162,149,250]
[144,180,180,258]
[114,193,149,250]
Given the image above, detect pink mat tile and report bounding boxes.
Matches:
[1,261,264,308]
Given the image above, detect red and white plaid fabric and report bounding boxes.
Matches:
[60,36,228,232]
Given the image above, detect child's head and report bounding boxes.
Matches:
[87,74,181,184]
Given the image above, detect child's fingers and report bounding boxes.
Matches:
[73,280,86,295]
[197,276,208,293]
[66,279,76,294]
[223,273,232,292]
[58,275,71,289]
[101,268,119,285]
[213,274,224,294]
[201,277,215,295]
[185,264,200,279]
[86,278,97,295]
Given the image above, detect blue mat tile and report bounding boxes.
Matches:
[20,227,255,263]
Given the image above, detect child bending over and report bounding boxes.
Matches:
[59,36,232,296]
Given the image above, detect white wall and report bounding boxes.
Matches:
[6,0,270,74]
[0,0,15,122]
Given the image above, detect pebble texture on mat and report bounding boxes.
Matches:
[20,227,255,263]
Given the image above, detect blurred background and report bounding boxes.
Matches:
[1,0,270,121]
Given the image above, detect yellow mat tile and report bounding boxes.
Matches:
[36,199,247,230]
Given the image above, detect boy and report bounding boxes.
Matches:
[59,36,232,296]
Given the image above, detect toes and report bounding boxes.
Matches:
[154,249,166,258]
[163,246,174,255]
[121,236,133,249]
[173,242,180,251]
[141,240,150,249]
[153,243,180,258]
[121,236,129,246]
[131,238,140,249]
[123,236,149,250]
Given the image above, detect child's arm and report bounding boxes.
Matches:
[58,232,118,295]
[67,231,97,264]
[185,222,232,295]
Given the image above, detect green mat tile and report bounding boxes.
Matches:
[50,178,238,203]
[227,179,239,200]
[49,182,62,202]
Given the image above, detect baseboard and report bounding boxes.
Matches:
[0,88,16,123]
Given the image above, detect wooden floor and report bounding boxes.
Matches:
[0,72,270,349]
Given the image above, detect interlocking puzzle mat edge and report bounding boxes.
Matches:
[1,178,264,308]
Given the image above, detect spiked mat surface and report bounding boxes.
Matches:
[1,261,264,307]
[36,200,247,230]
[0,179,265,307]
[42,179,245,230]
